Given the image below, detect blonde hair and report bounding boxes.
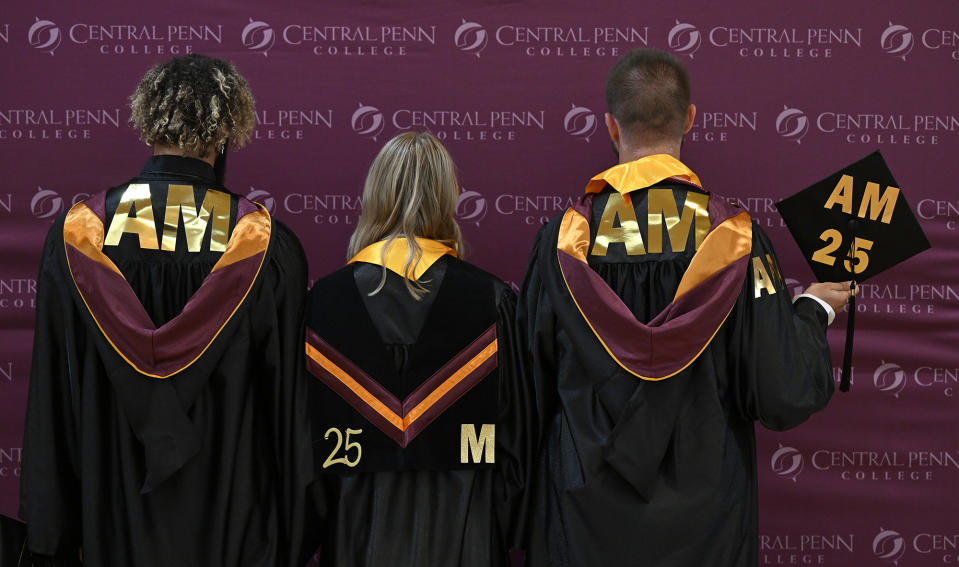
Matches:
[348,131,464,298]
[129,54,255,158]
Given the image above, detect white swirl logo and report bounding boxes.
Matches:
[242,18,275,56]
[455,187,487,226]
[351,103,385,140]
[784,278,806,300]
[454,19,488,57]
[770,444,804,482]
[775,106,809,144]
[873,528,905,564]
[246,187,275,215]
[28,17,61,55]
[881,22,913,60]
[668,21,701,58]
[30,187,63,220]
[873,361,906,398]
[564,104,597,142]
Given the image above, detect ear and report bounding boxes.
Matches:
[605,113,620,151]
[683,104,696,135]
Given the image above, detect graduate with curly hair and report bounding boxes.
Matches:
[20,54,314,567]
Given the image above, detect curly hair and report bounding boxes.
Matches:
[129,54,255,157]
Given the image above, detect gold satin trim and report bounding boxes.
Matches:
[305,337,497,430]
[348,237,457,280]
[63,201,273,379]
[557,209,591,262]
[673,211,752,301]
[406,339,497,425]
[66,201,271,276]
[211,208,271,272]
[584,154,702,195]
[555,207,742,381]
[63,203,123,276]
[306,341,405,431]
[557,209,644,378]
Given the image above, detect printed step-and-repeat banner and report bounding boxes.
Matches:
[1,1,957,564]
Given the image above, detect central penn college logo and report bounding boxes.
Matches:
[454,19,488,57]
[564,104,597,142]
[667,21,701,58]
[873,361,907,398]
[30,187,63,220]
[873,528,906,564]
[245,187,276,215]
[775,105,809,144]
[880,22,914,61]
[351,103,385,141]
[455,187,487,226]
[770,444,804,482]
[28,17,61,55]
[242,18,275,56]
[783,278,807,300]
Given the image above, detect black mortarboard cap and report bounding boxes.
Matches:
[776,151,931,391]
[777,151,930,283]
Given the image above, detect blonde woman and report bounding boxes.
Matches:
[303,132,532,566]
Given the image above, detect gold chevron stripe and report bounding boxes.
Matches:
[305,337,498,432]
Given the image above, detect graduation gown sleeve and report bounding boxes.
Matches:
[492,287,537,563]
[727,222,835,431]
[19,216,83,558]
[248,221,312,567]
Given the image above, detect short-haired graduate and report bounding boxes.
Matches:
[303,132,534,566]
[20,54,314,567]
[518,48,853,567]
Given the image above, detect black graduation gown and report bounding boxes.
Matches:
[304,254,533,567]
[0,514,27,566]
[20,156,313,567]
[518,162,834,567]
[0,514,80,567]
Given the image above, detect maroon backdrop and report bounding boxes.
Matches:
[1,1,957,564]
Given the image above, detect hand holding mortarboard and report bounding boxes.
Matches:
[776,151,930,392]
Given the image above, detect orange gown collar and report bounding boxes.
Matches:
[584,154,702,195]
[348,237,457,280]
